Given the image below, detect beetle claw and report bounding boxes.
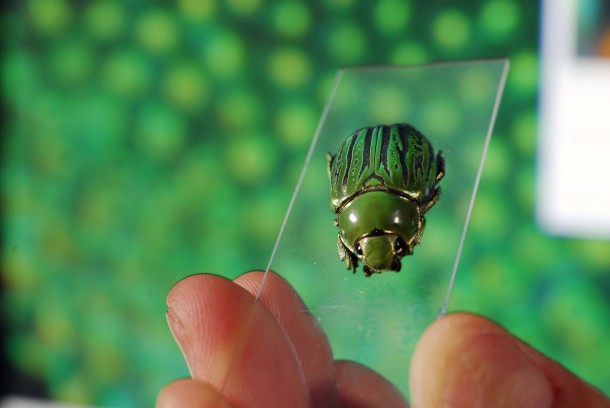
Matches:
[326,152,335,180]
[363,265,372,277]
[337,235,358,272]
[435,151,445,183]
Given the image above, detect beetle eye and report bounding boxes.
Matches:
[355,243,363,256]
[394,237,406,253]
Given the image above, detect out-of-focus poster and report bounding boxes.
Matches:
[538,0,610,237]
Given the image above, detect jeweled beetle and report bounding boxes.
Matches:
[327,124,445,277]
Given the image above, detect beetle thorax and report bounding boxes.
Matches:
[337,191,422,274]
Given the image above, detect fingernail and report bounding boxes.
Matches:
[459,332,553,408]
[167,306,195,377]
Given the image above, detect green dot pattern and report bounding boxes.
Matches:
[2,1,609,406]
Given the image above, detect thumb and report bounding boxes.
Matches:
[410,312,610,408]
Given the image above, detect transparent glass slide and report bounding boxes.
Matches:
[229,59,509,399]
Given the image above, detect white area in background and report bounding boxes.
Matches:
[539,0,610,237]
[0,397,97,408]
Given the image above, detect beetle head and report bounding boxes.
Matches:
[355,232,411,276]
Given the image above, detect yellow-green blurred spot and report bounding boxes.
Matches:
[102,50,151,96]
[26,101,69,173]
[574,240,610,272]
[135,9,180,54]
[224,133,279,186]
[216,90,262,130]
[55,375,91,405]
[509,226,551,272]
[85,341,124,384]
[49,40,94,85]
[274,101,317,148]
[42,220,76,266]
[469,193,510,241]
[458,67,497,107]
[473,256,506,295]
[268,47,311,87]
[27,0,71,35]
[272,1,310,39]
[509,51,538,95]
[432,10,471,50]
[35,303,72,346]
[374,0,410,35]
[176,145,223,197]
[368,87,410,124]
[135,103,186,162]
[2,249,38,292]
[227,0,261,15]
[163,62,209,112]
[84,0,125,41]
[480,0,519,38]
[178,0,217,19]
[543,280,609,351]
[482,136,510,182]
[204,30,245,78]
[241,188,285,243]
[76,181,120,230]
[420,98,460,140]
[511,111,537,155]
[390,42,429,65]
[328,22,366,63]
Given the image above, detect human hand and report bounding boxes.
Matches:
[157,271,610,407]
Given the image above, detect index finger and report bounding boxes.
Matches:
[234,271,338,407]
[166,274,310,408]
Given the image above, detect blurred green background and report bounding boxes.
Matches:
[1,0,609,406]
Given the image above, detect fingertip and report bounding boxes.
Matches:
[336,360,409,408]
[233,270,267,300]
[411,312,504,360]
[156,379,231,408]
[410,312,554,408]
[233,270,301,317]
[234,270,338,407]
[165,272,311,408]
[166,273,232,310]
[165,274,252,384]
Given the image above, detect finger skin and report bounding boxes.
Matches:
[156,379,231,408]
[234,271,338,408]
[410,313,610,408]
[166,274,310,408]
[335,360,410,408]
[510,325,610,408]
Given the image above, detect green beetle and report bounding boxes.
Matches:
[327,124,445,277]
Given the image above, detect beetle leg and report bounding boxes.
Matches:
[326,153,335,180]
[337,235,357,272]
[422,188,441,214]
[435,151,445,183]
[363,264,372,277]
[414,216,426,246]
